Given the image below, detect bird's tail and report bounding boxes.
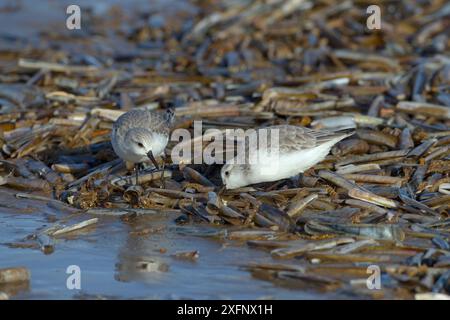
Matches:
[164,108,175,124]
[315,127,355,145]
[334,129,355,143]
[332,127,355,138]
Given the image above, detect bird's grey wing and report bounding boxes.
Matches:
[236,125,350,165]
[152,111,174,136]
[240,125,312,154]
[266,125,349,153]
[261,125,315,153]
[301,126,353,145]
[282,126,313,152]
[114,109,173,136]
[112,110,136,139]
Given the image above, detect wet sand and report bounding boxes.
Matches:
[0,188,326,299]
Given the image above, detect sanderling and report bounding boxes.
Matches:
[221,125,353,189]
[111,108,174,183]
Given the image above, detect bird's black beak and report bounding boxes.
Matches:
[147,150,160,169]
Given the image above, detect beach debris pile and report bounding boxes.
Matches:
[0,0,449,298]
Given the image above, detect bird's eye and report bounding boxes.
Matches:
[225,171,230,177]
[137,142,144,148]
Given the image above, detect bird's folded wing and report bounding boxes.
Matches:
[256,125,349,153]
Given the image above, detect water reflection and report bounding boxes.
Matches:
[115,224,170,283]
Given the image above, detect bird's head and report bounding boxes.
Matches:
[124,128,160,168]
[221,163,249,189]
[125,128,154,156]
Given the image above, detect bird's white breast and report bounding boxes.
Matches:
[247,138,339,184]
[150,133,169,157]
[111,130,168,164]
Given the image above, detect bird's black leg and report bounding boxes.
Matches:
[135,163,146,185]
[160,155,167,188]
[135,163,140,185]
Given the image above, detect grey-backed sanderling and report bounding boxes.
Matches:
[221,124,353,189]
[111,108,174,183]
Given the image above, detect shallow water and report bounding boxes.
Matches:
[0,188,326,299]
[0,0,197,38]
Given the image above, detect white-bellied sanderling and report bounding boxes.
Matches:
[221,124,353,189]
[111,108,174,183]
